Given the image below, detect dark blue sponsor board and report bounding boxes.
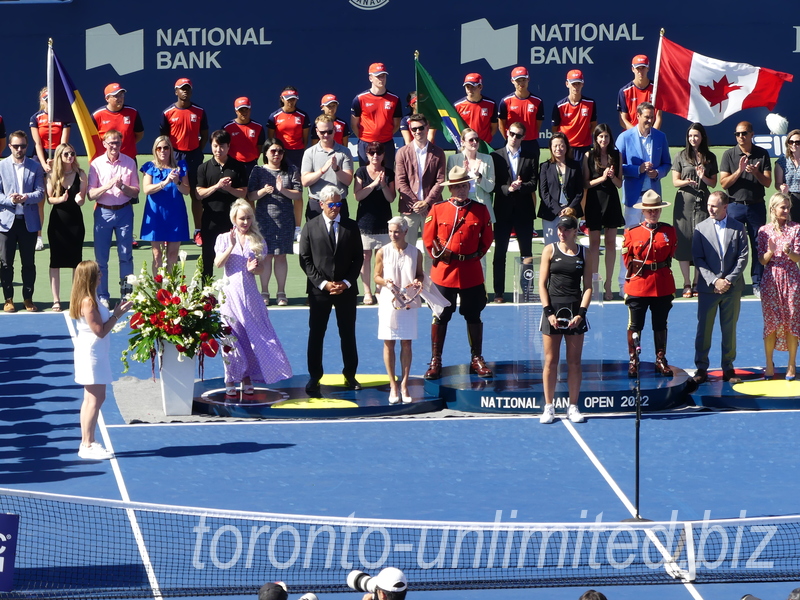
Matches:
[0,1,796,155]
[0,513,19,592]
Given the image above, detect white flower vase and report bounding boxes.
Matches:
[158,343,197,416]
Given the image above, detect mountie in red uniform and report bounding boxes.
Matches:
[422,194,494,380]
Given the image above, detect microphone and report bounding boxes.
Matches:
[632,331,641,354]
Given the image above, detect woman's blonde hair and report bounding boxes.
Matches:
[229,199,265,256]
[49,144,84,196]
[769,192,793,230]
[69,261,100,319]
[151,136,177,169]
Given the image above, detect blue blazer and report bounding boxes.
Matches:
[0,157,45,232]
[616,127,671,207]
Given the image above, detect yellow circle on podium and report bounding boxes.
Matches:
[319,374,390,387]
[272,398,359,409]
[732,380,800,397]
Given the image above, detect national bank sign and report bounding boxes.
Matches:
[85,23,272,76]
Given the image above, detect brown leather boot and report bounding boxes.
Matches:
[627,329,640,378]
[424,321,447,380]
[467,323,493,378]
[654,330,673,376]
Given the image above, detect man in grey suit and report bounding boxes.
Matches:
[691,190,749,385]
[0,131,45,312]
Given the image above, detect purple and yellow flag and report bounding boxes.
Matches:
[48,42,104,160]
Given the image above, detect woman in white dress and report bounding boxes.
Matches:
[373,217,423,404]
[69,261,131,460]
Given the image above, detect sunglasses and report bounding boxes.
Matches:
[409,125,426,133]
[325,201,343,208]
[268,148,284,154]
[317,129,334,135]
[465,137,479,143]
[156,146,171,151]
[734,131,750,137]
[367,150,384,156]
[62,151,76,157]
[9,144,27,150]
[788,140,800,146]
[508,131,524,139]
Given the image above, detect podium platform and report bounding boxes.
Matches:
[424,359,690,415]
[191,374,444,419]
[691,367,800,410]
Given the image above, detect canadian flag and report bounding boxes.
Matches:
[654,36,793,126]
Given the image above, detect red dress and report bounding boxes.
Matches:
[757,222,800,350]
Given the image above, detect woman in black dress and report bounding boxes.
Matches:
[583,124,624,300]
[538,208,592,425]
[47,143,86,312]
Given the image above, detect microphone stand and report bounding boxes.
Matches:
[623,332,649,522]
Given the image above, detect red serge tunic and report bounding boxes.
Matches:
[423,199,493,289]
[622,222,677,297]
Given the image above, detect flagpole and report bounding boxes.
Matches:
[47,38,54,158]
[651,29,665,108]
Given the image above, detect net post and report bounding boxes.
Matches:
[684,521,697,582]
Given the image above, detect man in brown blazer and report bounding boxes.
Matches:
[395,113,446,247]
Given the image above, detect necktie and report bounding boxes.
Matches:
[328,220,336,250]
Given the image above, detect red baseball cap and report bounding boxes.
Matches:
[320,94,339,106]
[463,73,483,86]
[174,78,192,89]
[280,89,299,100]
[566,69,584,83]
[369,62,388,75]
[511,66,529,80]
[234,97,251,110]
[104,83,126,97]
[632,55,649,68]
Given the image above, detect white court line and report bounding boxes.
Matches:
[561,417,705,600]
[64,310,163,598]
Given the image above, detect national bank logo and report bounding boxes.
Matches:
[86,23,144,76]
[349,0,390,9]
[461,19,518,70]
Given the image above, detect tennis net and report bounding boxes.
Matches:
[1,487,800,598]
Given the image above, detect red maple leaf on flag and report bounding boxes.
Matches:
[699,75,742,111]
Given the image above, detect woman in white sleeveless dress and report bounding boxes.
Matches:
[70,261,131,459]
[374,217,423,404]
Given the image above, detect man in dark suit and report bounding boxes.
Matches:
[490,122,538,303]
[691,190,749,386]
[298,185,364,397]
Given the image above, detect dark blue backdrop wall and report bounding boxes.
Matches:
[1,0,797,153]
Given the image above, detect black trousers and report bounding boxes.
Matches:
[307,288,358,382]
[0,217,36,300]
[435,283,487,325]
[493,207,534,296]
[625,294,673,331]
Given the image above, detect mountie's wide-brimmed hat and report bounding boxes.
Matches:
[440,165,476,187]
[633,189,671,209]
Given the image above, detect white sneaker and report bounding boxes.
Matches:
[568,404,585,423]
[78,442,113,460]
[540,403,555,424]
[35,236,44,251]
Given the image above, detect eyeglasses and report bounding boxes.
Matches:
[105,140,121,146]
[9,144,27,150]
[734,131,750,137]
[409,125,426,133]
[465,137,479,143]
[367,150,384,156]
[325,201,343,208]
[62,151,76,157]
[508,131,524,139]
[268,148,284,154]
[156,146,171,151]
[317,129,334,135]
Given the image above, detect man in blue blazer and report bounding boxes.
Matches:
[616,101,671,227]
[691,191,749,386]
[0,131,45,312]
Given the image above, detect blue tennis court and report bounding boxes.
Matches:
[1,300,799,600]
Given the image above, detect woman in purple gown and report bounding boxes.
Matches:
[214,199,292,397]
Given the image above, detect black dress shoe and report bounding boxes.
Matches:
[692,370,708,385]
[344,378,362,391]
[722,369,742,384]
[305,380,321,397]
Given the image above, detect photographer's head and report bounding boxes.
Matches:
[348,567,407,600]
[258,582,287,600]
